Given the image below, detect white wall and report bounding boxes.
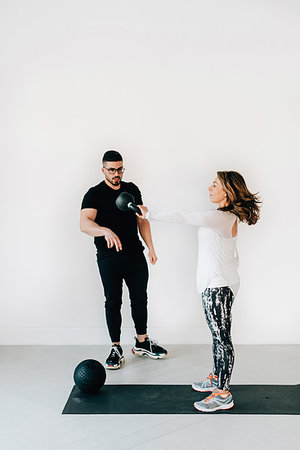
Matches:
[1,0,299,344]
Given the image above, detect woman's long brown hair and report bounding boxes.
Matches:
[217,171,261,225]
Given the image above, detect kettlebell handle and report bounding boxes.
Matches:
[115,192,142,215]
[127,201,141,215]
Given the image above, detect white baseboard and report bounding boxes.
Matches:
[0,326,299,345]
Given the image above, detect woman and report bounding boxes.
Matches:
[137,171,261,412]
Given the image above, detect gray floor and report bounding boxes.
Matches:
[1,345,299,449]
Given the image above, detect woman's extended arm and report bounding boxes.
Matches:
[147,209,216,226]
[137,205,233,232]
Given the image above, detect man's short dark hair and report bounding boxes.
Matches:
[102,150,123,164]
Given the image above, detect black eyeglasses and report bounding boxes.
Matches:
[103,167,125,175]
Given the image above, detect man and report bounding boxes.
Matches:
[80,150,167,369]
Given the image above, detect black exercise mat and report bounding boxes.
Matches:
[62,384,300,415]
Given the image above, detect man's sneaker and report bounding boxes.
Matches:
[194,389,234,412]
[192,372,218,392]
[131,337,168,359]
[105,345,125,370]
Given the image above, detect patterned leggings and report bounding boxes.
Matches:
[202,286,234,391]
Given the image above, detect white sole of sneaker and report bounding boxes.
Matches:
[192,384,216,392]
[105,356,125,370]
[193,401,234,412]
[131,348,167,359]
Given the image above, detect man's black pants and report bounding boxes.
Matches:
[97,252,149,343]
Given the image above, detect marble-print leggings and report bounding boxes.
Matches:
[202,286,234,391]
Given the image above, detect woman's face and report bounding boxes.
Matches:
[208,177,228,207]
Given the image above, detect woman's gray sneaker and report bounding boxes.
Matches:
[192,372,218,392]
[105,344,125,369]
[194,389,234,412]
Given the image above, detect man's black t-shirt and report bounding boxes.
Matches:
[81,181,144,259]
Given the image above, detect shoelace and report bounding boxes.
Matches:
[147,338,158,352]
[200,372,217,385]
[110,346,122,359]
[207,372,218,386]
[204,390,229,403]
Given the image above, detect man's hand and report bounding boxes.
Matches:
[136,205,148,219]
[104,229,122,251]
[148,248,158,265]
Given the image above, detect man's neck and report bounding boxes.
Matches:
[104,179,122,190]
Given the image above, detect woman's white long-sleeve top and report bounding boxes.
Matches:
[146,209,240,296]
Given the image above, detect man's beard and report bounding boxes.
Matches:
[111,177,120,185]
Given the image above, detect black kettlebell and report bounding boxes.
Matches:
[115,192,142,215]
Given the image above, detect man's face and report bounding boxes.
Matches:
[102,160,124,186]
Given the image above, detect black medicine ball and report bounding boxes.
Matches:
[73,359,106,393]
